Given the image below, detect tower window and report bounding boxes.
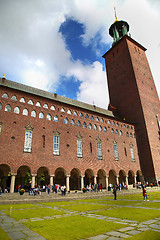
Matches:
[113,140,118,161]
[53,135,59,155]
[97,139,102,160]
[42,135,45,148]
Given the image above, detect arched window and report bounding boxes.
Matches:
[14,107,20,114]
[28,100,33,105]
[88,123,92,129]
[71,119,75,126]
[111,128,114,133]
[96,117,99,121]
[39,112,44,119]
[31,110,36,117]
[123,124,126,128]
[90,115,94,120]
[99,126,102,131]
[54,115,58,122]
[5,104,11,112]
[50,105,55,110]
[83,122,86,128]
[94,124,97,130]
[97,138,102,160]
[47,114,51,121]
[64,117,68,124]
[130,133,133,138]
[126,132,129,137]
[20,97,25,103]
[85,114,89,119]
[112,121,115,125]
[116,122,119,126]
[77,121,81,127]
[23,108,28,116]
[108,120,111,124]
[61,108,65,112]
[36,101,41,107]
[73,111,77,116]
[119,130,123,136]
[100,118,104,123]
[11,96,17,101]
[79,113,83,117]
[2,93,8,99]
[104,127,107,132]
[43,104,48,109]
[115,129,118,135]
[67,110,71,114]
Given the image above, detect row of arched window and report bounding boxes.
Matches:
[0,102,135,137]
[1,93,134,129]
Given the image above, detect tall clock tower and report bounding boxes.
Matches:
[103,18,160,182]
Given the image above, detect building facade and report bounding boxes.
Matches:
[1,18,158,192]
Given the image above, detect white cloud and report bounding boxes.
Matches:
[0,0,160,109]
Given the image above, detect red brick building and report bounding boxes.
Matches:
[1,18,158,193]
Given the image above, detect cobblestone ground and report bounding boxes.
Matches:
[0,189,160,240]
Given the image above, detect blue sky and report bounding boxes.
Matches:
[0,0,160,109]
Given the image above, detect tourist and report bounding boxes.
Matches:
[0,186,2,196]
[142,186,149,201]
[113,186,117,200]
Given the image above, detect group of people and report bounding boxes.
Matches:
[83,183,103,192]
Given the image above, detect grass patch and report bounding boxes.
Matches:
[58,203,112,212]
[99,200,141,206]
[5,208,65,220]
[136,201,160,208]
[0,203,39,211]
[24,215,125,240]
[0,227,11,240]
[39,201,77,207]
[94,207,160,222]
[127,230,160,240]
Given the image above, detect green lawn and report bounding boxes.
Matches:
[57,203,113,212]
[0,227,11,240]
[0,203,39,211]
[127,230,160,240]
[5,207,66,220]
[24,215,125,240]
[94,206,160,222]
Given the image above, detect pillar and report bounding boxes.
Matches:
[66,175,70,192]
[125,175,128,186]
[50,175,54,188]
[134,175,137,187]
[31,174,37,188]
[116,175,119,185]
[94,175,97,185]
[81,175,84,190]
[106,176,109,189]
[10,174,16,193]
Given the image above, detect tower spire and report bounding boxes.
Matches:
[114,7,118,22]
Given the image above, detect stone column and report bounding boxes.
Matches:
[125,175,128,186]
[31,174,37,188]
[10,174,16,193]
[106,176,109,189]
[50,175,54,188]
[66,175,70,192]
[116,175,119,185]
[134,175,137,187]
[81,175,84,190]
[94,175,97,185]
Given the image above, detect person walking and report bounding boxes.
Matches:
[0,186,2,197]
[142,186,149,201]
[113,186,117,200]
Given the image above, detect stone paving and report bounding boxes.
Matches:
[1,190,160,239]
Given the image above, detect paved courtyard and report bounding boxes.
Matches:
[0,189,160,240]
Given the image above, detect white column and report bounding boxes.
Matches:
[125,175,128,186]
[81,175,84,190]
[10,174,16,193]
[94,175,97,185]
[116,175,119,185]
[50,175,54,187]
[66,175,70,192]
[106,176,109,189]
[134,175,137,187]
[31,174,36,188]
